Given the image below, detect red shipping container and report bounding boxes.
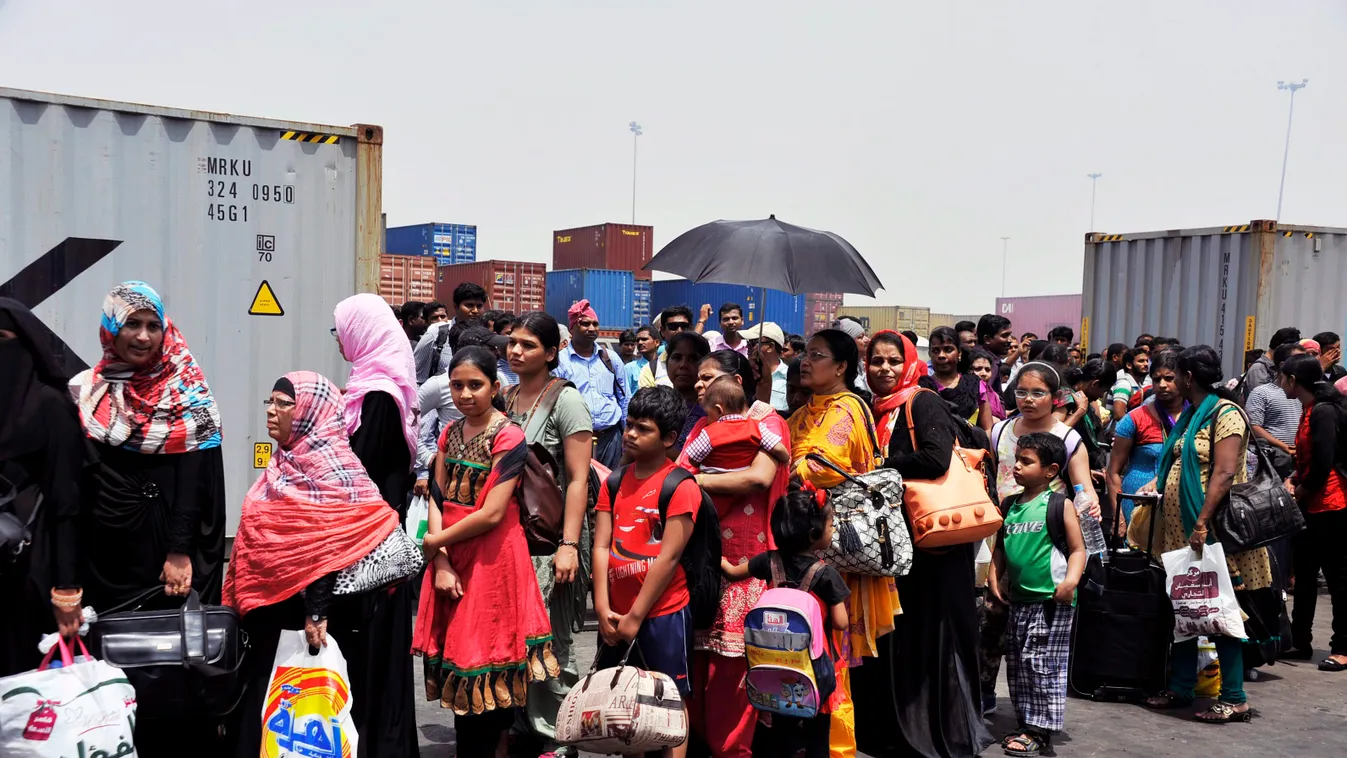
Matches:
[378,254,438,307]
[994,294,1083,342]
[552,223,654,279]
[436,260,547,314]
[804,292,844,335]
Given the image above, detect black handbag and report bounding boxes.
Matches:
[1208,408,1306,554]
[0,461,41,575]
[88,587,248,717]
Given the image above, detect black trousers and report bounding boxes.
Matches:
[758,713,830,758]
[1291,509,1347,655]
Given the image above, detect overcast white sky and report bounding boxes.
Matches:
[2,0,1344,313]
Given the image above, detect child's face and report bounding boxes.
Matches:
[814,504,834,551]
[1012,447,1058,488]
[622,416,671,460]
[449,363,499,419]
[1015,371,1054,420]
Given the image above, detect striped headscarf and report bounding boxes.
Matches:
[69,281,222,454]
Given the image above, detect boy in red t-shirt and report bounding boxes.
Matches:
[593,386,700,756]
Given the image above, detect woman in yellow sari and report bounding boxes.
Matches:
[787,328,901,758]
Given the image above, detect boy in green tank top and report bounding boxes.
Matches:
[989,432,1087,757]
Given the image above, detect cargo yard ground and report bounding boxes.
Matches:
[413,593,1344,757]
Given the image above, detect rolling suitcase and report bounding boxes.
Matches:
[1068,492,1174,701]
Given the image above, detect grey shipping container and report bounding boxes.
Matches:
[1081,220,1347,380]
[0,87,384,537]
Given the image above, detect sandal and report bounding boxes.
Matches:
[1195,701,1252,723]
[1318,656,1347,672]
[1145,690,1194,709]
[1003,730,1049,756]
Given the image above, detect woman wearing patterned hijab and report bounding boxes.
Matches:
[68,280,227,755]
[225,371,405,756]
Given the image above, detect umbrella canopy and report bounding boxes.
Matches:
[643,216,884,296]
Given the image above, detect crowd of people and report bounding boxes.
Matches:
[2,280,1344,758]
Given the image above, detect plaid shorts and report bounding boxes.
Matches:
[1005,601,1075,732]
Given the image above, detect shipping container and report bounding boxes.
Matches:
[633,279,652,328]
[804,292,843,336]
[378,254,437,306]
[834,305,932,336]
[0,87,383,537]
[553,223,654,279]
[1081,220,1347,379]
[929,313,984,333]
[545,269,635,331]
[385,221,478,266]
[436,260,546,314]
[650,280,805,336]
[994,294,1082,343]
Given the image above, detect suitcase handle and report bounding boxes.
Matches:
[1119,492,1162,556]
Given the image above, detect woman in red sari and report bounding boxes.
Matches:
[677,350,790,758]
[411,347,555,758]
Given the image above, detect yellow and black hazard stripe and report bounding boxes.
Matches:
[280,130,340,145]
[1223,224,1250,233]
[1094,233,1124,242]
[1283,230,1315,238]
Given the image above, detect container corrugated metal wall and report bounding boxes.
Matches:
[0,87,382,537]
[436,260,546,314]
[385,221,478,266]
[553,223,654,279]
[994,294,1082,343]
[930,313,983,332]
[633,279,652,327]
[835,305,932,335]
[378,254,437,306]
[544,269,635,331]
[650,280,805,336]
[1081,221,1347,379]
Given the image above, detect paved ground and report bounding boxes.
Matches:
[415,593,1346,757]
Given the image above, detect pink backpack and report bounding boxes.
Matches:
[742,555,837,719]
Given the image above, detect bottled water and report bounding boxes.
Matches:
[1073,486,1110,562]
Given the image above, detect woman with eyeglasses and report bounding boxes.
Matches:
[331,293,421,756]
[70,281,227,754]
[978,362,1101,722]
[786,329,898,758]
[850,330,993,758]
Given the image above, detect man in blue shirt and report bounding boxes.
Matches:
[557,299,628,468]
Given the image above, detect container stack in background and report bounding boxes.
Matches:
[546,223,655,338]
[930,312,986,333]
[837,305,933,337]
[649,281,808,337]
[994,294,1082,343]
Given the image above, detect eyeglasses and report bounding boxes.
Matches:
[1013,389,1052,401]
[329,327,339,339]
[804,351,834,363]
[263,398,296,410]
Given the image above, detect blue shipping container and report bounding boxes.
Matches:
[650,280,805,336]
[633,279,652,328]
[545,269,634,331]
[386,222,478,264]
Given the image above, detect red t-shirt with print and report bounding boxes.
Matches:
[596,461,701,617]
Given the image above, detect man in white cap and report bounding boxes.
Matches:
[742,321,790,413]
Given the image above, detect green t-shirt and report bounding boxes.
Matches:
[1001,490,1070,604]
[510,384,593,488]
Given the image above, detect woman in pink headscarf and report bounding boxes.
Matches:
[331,293,421,756]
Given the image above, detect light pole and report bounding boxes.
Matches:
[629,121,643,223]
[1087,173,1102,231]
[1000,236,1010,297]
[1275,79,1308,221]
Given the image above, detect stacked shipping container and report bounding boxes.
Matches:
[545,269,635,331]
[929,312,983,332]
[377,254,438,306]
[804,293,843,335]
[633,279,652,327]
[553,223,654,279]
[994,294,1082,343]
[837,305,933,336]
[386,222,478,266]
[650,281,806,336]
[436,260,546,314]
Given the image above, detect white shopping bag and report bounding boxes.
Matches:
[1163,542,1247,643]
[0,637,137,757]
[260,631,359,758]
[405,494,429,547]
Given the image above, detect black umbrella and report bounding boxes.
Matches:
[643,215,884,296]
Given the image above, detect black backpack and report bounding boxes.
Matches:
[428,323,453,377]
[606,465,722,629]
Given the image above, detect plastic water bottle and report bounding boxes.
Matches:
[1074,485,1109,561]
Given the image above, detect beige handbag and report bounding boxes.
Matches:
[555,642,687,754]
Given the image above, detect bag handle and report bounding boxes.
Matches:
[579,639,642,692]
[180,589,207,667]
[101,586,168,616]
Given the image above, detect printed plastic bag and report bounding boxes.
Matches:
[0,637,137,757]
[261,630,358,758]
[1162,543,1246,643]
[405,494,429,547]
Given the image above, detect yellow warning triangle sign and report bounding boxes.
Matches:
[248,280,284,316]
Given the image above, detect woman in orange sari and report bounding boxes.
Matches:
[786,329,900,758]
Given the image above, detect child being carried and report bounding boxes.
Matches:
[683,375,791,476]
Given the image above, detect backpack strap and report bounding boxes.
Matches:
[428,324,452,377]
[798,559,828,595]
[605,464,627,511]
[595,349,625,403]
[656,467,698,537]
[1045,491,1070,557]
[769,552,786,589]
[990,418,1010,464]
[518,379,575,441]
